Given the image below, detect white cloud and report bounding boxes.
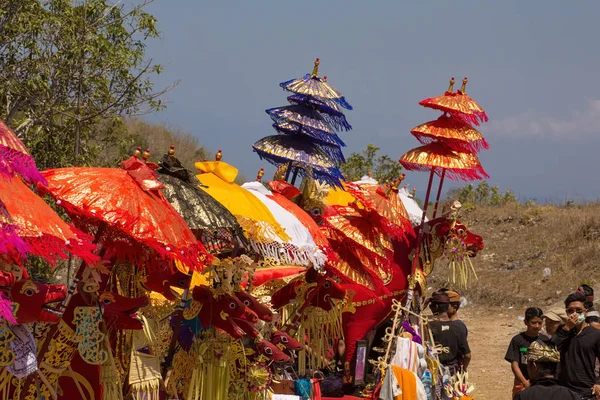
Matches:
[484,100,600,138]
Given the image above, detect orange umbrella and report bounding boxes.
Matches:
[39,155,211,272]
[0,176,98,265]
[418,77,488,126]
[411,114,489,153]
[0,119,46,184]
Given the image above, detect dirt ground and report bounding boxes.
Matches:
[460,305,523,400]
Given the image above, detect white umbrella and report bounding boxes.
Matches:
[242,182,326,267]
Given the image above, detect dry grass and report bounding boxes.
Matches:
[428,202,600,307]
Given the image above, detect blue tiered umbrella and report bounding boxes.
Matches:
[253,58,353,188]
[252,135,344,189]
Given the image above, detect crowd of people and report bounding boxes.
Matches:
[427,284,600,400]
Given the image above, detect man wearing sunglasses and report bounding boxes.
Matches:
[551,292,600,399]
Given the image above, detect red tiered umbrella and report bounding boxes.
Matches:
[411,114,489,153]
[418,77,488,126]
[399,142,488,182]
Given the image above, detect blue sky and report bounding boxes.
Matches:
[143,0,600,202]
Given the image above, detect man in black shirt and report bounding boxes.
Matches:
[428,291,471,375]
[552,292,600,399]
[514,340,579,400]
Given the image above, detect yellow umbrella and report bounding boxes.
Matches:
[324,184,356,207]
[195,155,290,244]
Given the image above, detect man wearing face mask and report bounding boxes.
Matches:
[551,292,600,399]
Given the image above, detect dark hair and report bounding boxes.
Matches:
[525,307,544,322]
[564,292,587,308]
[579,284,594,297]
[434,303,450,314]
[531,361,557,377]
[579,284,594,309]
[586,316,600,323]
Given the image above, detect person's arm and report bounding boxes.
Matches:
[550,324,572,348]
[511,361,529,387]
[462,352,471,370]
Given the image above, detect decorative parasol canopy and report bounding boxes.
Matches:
[252,135,344,188]
[156,147,248,253]
[0,175,98,266]
[345,181,414,241]
[323,206,391,268]
[195,157,291,245]
[270,122,345,164]
[418,77,488,126]
[267,105,346,147]
[411,114,489,153]
[287,94,351,131]
[242,181,326,267]
[0,120,46,185]
[39,156,210,271]
[266,180,330,250]
[399,142,489,181]
[279,58,352,110]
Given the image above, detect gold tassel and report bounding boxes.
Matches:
[101,337,123,400]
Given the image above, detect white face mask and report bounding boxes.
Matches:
[578,313,586,324]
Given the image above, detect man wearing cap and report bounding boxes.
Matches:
[514,340,579,399]
[428,291,471,376]
[440,288,468,338]
[543,308,568,336]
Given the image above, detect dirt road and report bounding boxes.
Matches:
[461,305,523,399]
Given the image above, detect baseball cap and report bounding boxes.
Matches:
[543,307,568,323]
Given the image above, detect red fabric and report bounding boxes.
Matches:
[39,164,211,271]
[251,266,306,287]
[0,176,98,265]
[267,180,302,201]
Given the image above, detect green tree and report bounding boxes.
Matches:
[0,0,176,169]
[340,144,403,183]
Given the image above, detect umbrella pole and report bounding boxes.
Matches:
[431,169,447,219]
[411,169,436,276]
[23,223,108,397]
[284,162,293,182]
[290,167,299,186]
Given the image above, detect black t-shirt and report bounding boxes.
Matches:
[514,377,580,400]
[505,333,549,380]
[454,319,468,338]
[428,319,470,366]
[552,325,600,395]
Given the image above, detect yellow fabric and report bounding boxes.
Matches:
[325,186,356,206]
[195,161,290,242]
[392,365,416,400]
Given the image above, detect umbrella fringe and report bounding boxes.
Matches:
[0,222,31,260]
[285,95,352,131]
[252,150,345,189]
[412,134,490,154]
[0,147,47,185]
[272,121,346,147]
[248,239,327,268]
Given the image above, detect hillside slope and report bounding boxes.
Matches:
[429,202,600,307]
